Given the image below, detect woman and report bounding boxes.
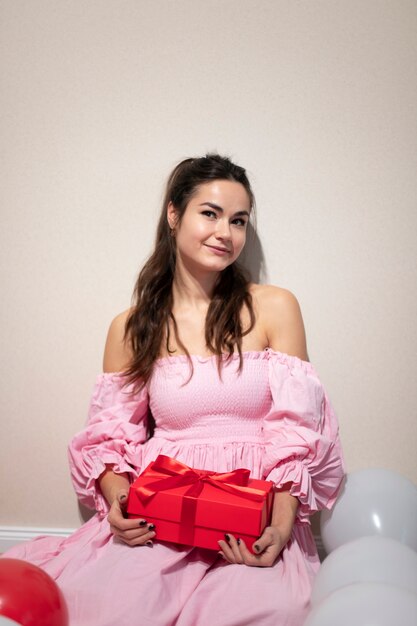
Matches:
[7,154,344,625]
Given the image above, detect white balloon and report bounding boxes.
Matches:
[304,582,417,626]
[0,617,21,626]
[311,535,417,606]
[320,468,417,553]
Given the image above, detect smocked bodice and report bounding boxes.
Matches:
[148,352,271,441]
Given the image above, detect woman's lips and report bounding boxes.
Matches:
[204,244,231,256]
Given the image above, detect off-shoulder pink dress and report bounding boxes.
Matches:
[6,350,344,626]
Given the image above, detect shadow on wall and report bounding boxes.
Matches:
[239,223,268,284]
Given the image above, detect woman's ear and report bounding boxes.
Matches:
[167,202,178,230]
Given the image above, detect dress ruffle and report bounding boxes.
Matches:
[263,351,345,522]
[68,373,148,516]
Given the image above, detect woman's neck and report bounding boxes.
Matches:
[171,264,218,310]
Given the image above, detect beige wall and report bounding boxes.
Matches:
[1,0,416,530]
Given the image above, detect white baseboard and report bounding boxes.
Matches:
[0,526,76,553]
[0,525,326,559]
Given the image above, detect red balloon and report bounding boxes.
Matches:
[0,559,68,626]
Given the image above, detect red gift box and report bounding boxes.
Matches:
[127,455,274,552]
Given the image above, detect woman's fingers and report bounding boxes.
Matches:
[107,508,140,531]
[113,526,156,546]
[110,523,156,546]
[236,538,259,564]
[253,526,288,557]
[218,531,282,567]
[110,522,156,540]
[217,534,243,564]
[252,527,274,555]
[217,540,234,563]
[118,490,129,503]
[107,501,157,546]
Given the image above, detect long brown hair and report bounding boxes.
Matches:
[124,155,256,394]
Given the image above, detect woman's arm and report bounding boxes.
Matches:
[102,308,133,373]
[95,313,157,546]
[260,287,304,542]
[97,309,133,502]
[259,285,306,529]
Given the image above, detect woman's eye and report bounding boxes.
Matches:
[201,210,217,218]
[232,218,247,227]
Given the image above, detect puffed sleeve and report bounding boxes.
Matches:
[68,373,149,517]
[263,351,345,524]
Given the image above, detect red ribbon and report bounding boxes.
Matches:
[134,455,267,545]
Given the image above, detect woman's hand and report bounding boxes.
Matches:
[217,524,291,567]
[217,488,298,567]
[99,466,156,546]
[107,489,157,547]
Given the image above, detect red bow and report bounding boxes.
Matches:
[136,455,266,504]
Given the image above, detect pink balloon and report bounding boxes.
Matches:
[0,559,68,626]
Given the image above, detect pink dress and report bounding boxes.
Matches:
[6,350,344,626]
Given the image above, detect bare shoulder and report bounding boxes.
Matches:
[250,283,298,308]
[250,284,308,360]
[103,308,134,373]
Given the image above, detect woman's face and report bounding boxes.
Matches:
[168,180,251,275]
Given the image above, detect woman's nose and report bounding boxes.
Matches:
[215,219,231,239]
